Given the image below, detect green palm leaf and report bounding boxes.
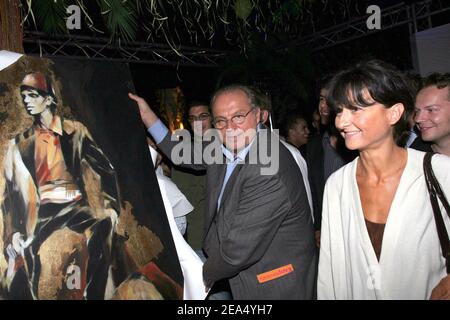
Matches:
[31,0,68,34]
[96,0,138,42]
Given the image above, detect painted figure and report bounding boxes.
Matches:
[2,72,120,299]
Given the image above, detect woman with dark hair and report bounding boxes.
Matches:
[317,60,450,299]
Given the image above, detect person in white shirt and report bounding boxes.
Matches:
[317,60,450,300]
[148,139,207,300]
[256,91,314,219]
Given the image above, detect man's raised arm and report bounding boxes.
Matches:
[129,93,208,171]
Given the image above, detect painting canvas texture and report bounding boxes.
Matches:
[0,55,183,300]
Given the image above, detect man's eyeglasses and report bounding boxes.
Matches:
[213,108,256,129]
[188,113,211,122]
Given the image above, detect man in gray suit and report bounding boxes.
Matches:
[129,85,317,300]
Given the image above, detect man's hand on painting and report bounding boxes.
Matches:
[128,93,159,128]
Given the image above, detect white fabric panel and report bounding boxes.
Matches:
[412,23,450,76]
[149,145,208,300]
[0,50,23,71]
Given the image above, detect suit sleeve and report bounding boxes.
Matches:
[157,130,209,171]
[203,169,296,286]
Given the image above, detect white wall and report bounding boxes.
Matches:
[411,23,450,76]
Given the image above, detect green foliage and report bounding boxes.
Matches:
[272,0,305,24]
[21,0,317,49]
[29,0,68,35]
[235,0,254,20]
[96,0,138,42]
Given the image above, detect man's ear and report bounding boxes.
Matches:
[260,109,269,122]
[388,103,405,125]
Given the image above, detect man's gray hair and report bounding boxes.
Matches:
[210,84,259,111]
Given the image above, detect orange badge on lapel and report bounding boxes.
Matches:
[257,264,294,284]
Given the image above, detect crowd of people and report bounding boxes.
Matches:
[129,59,450,300]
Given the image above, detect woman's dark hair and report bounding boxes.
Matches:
[326,60,414,144]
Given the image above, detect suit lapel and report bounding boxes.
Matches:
[204,163,227,241]
[203,128,266,242]
[212,129,263,217]
[218,163,244,210]
[219,129,265,207]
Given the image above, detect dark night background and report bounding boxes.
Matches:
[20,0,450,125]
[125,0,450,127]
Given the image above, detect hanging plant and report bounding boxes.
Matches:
[235,0,254,20]
[20,0,322,50]
[30,0,68,35]
[96,0,138,42]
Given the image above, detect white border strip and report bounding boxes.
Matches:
[0,50,23,72]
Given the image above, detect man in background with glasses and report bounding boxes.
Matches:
[186,101,212,140]
[129,85,317,300]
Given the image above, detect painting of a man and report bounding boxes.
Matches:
[2,72,120,299]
